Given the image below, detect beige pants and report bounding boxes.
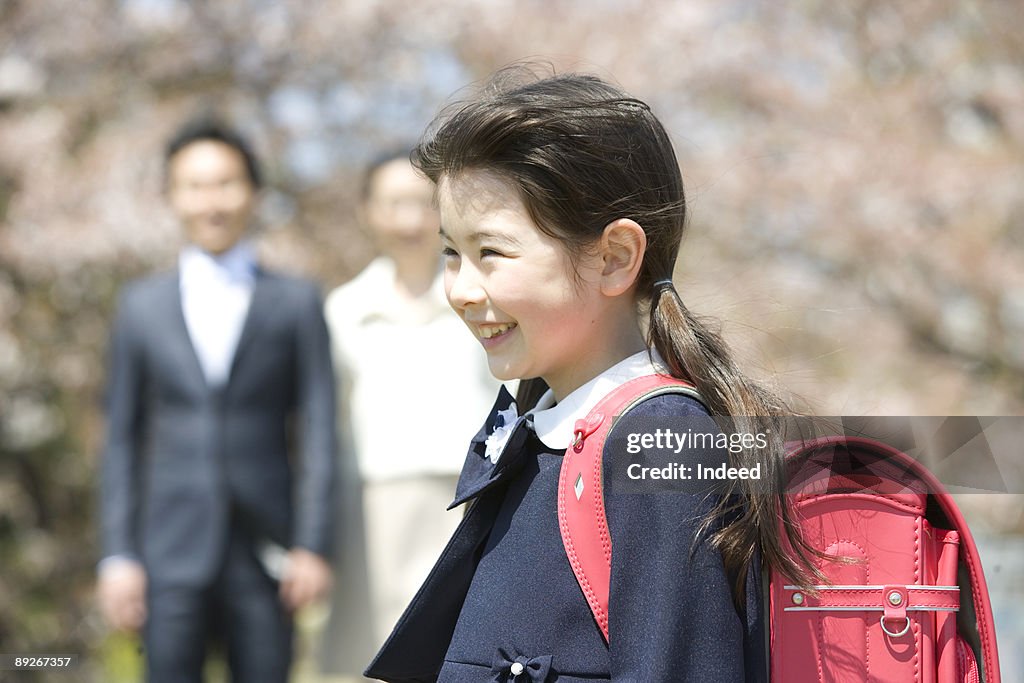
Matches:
[317,474,462,679]
[363,475,462,646]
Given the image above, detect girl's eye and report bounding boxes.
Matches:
[442,246,459,258]
[480,248,502,258]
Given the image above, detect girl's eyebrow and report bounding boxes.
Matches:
[439,227,521,246]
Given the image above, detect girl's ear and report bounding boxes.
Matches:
[598,218,647,297]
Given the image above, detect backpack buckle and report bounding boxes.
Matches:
[880,584,910,638]
[880,614,911,638]
[571,413,606,451]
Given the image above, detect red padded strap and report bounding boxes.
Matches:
[556,374,698,643]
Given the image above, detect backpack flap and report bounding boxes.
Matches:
[770,437,1000,683]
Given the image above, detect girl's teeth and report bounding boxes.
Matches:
[481,323,516,339]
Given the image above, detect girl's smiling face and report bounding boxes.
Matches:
[438,170,612,400]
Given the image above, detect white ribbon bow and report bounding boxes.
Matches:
[484,402,519,464]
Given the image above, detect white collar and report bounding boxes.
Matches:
[179,241,257,287]
[529,349,669,450]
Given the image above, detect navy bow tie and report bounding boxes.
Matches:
[491,648,553,682]
[449,385,534,509]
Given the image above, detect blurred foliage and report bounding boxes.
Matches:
[0,0,1022,679]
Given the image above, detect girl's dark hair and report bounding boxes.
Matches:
[414,67,819,597]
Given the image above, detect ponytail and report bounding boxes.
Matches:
[648,282,823,600]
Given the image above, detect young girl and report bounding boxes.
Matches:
[366,70,812,683]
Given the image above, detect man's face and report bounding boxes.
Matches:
[167,140,256,255]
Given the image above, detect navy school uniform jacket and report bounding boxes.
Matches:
[366,385,766,683]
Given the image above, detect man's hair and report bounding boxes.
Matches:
[164,117,263,188]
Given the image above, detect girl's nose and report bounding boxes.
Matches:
[445,262,487,310]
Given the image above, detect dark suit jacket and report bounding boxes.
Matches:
[99,267,337,587]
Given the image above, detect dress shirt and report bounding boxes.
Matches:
[179,242,257,387]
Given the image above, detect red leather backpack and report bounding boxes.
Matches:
[558,374,1002,682]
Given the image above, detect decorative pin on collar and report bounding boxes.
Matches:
[484,402,519,464]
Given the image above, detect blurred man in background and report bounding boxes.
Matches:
[96,118,337,683]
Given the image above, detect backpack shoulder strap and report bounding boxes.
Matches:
[556,373,701,643]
